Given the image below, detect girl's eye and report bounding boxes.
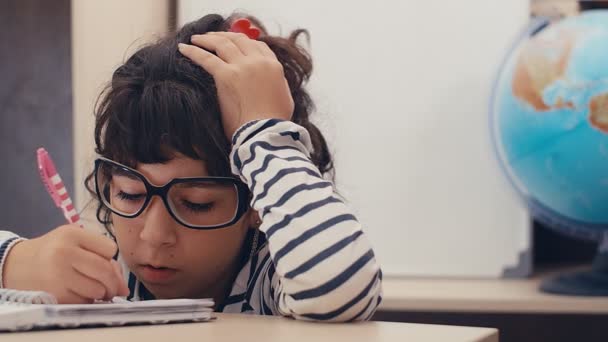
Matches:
[181,200,214,212]
[116,191,145,201]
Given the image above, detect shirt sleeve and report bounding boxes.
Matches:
[0,231,27,288]
[230,119,383,322]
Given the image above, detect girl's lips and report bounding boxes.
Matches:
[139,265,178,283]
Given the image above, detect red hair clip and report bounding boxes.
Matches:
[229,18,261,40]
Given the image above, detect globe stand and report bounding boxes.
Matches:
[540,233,608,296]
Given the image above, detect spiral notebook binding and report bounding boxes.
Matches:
[0,289,57,305]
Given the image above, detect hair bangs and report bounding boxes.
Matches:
[97,77,230,175]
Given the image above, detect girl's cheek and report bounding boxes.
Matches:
[112,216,144,249]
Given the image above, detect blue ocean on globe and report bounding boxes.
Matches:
[492,10,608,236]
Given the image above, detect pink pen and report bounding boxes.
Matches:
[37,148,82,226]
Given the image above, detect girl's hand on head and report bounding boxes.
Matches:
[178,32,294,141]
[2,225,129,304]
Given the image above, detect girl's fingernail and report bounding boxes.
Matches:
[178,43,187,50]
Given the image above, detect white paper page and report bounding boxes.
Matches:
[0,305,46,331]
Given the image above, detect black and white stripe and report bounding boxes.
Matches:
[225,119,383,321]
[0,233,25,288]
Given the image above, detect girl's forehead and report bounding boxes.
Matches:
[135,156,209,186]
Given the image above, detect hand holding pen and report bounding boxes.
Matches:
[0,149,129,303]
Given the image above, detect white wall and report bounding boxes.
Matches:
[179,0,532,277]
[72,0,170,232]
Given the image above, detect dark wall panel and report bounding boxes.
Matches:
[0,0,72,238]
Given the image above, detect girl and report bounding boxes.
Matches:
[0,14,382,322]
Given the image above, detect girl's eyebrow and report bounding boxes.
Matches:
[172,179,230,188]
[112,168,141,181]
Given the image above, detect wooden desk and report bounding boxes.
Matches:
[380,266,608,314]
[376,267,608,342]
[3,313,498,342]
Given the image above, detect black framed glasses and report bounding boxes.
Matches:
[94,157,250,230]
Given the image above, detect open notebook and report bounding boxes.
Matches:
[0,288,213,332]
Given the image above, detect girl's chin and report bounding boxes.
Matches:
[140,281,182,299]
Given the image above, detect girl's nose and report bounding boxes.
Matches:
[139,196,178,246]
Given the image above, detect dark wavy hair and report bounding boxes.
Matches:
[85,13,334,228]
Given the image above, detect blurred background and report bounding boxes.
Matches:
[0,0,606,341]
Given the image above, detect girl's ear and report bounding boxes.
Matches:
[247,208,261,230]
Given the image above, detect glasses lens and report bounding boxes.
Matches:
[167,181,239,227]
[96,160,147,216]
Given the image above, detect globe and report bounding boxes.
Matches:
[491,10,608,296]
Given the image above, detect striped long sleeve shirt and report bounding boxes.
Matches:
[0,119,382,322]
